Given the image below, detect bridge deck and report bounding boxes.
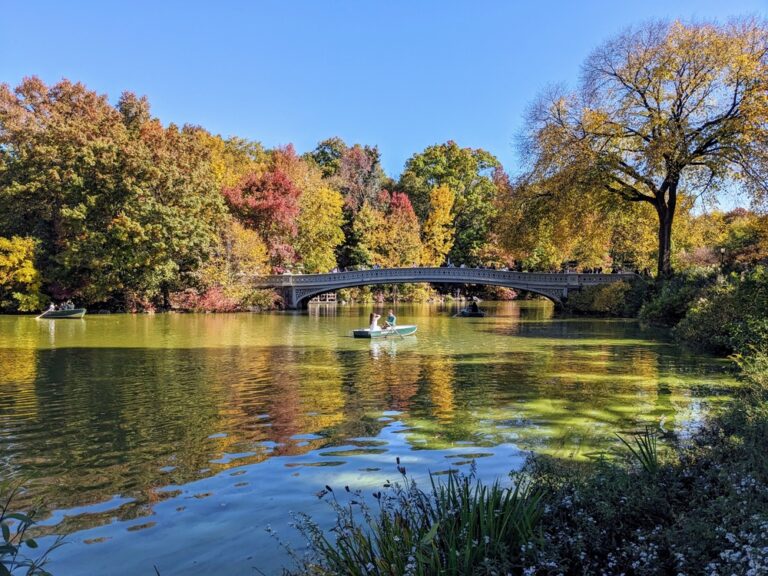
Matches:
[251,267,636,308]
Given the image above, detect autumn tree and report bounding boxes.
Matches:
[382,192,423,267]
[349,202,387,266]
[399,141,501,265]
[519,19,768,277]
[337,144,387,213]
[296,185,345,272]
[223,168,301,270]
[346,193,423,268]
[420,184,455,266]
[116,104,225,306]
[309,138,390,267]
[274,145,346,272]
[197,132,267,190]
[721,209,768,266]
[0,79,225,307]
[0,236,44,311]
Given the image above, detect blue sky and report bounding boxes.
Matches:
[2,0,766,177]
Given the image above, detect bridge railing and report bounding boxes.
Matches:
[251,267,636,287]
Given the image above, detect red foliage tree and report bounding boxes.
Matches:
[223,168,301,268]
[389,191,417,219]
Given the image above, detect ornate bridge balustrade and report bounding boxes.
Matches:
[251,267,636,309]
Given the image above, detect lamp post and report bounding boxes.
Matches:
[720,247,726,269]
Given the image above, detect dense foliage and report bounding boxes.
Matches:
[0,236,44,312]
[674,267,768,354]
[0,80,516,312]
[563,280,648,318]
[2,20,767,312]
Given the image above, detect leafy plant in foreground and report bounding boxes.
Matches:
[1,484,63,576]
[284,461,542,575]
[616,427,660,476]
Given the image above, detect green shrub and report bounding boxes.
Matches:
[638,268,716,326]
[566,280,648,317]
[521,359,768,575]
[674,266,768,354]
[239,288,280,311]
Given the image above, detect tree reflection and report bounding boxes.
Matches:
[0,306,737,538]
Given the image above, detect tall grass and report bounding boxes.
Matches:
[616,427,659,475]
[286,461,542,575]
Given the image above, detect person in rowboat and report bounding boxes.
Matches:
[369,312,382,332]
[385,309,396,328]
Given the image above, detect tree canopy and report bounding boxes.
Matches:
[399,141,502,265]
[516,18,768,276]
[2,41,767,313]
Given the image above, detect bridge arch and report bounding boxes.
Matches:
[291,278,564,308]
[251,267,636,309]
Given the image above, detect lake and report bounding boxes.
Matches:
[0,302,737,574]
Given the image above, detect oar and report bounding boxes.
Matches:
[384,324,405,339]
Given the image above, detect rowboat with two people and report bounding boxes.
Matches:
[353,309,417,339]
[37,301,87,319]
[455,298,486,318]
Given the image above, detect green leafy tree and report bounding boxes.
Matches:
[399,141,501,265]
[308,137,347,178]
[0,79,225,308]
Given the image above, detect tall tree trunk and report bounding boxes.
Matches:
[654,181,677,278]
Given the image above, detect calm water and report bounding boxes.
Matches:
[0,302,736,575]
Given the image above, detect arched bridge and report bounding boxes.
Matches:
[252,267,636,309]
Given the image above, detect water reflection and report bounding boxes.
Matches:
[0,304,737,574]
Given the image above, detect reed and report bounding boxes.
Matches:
[287,461,542,575]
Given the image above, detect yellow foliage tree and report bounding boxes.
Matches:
[520,19,768,277]
[421,185,455,266]
[0,236,44,311]
[229,220,269,277]
[296,185,345,273]
[197,132,267,190]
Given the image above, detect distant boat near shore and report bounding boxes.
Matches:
[455,308,486,317]
[37,308,87,319]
